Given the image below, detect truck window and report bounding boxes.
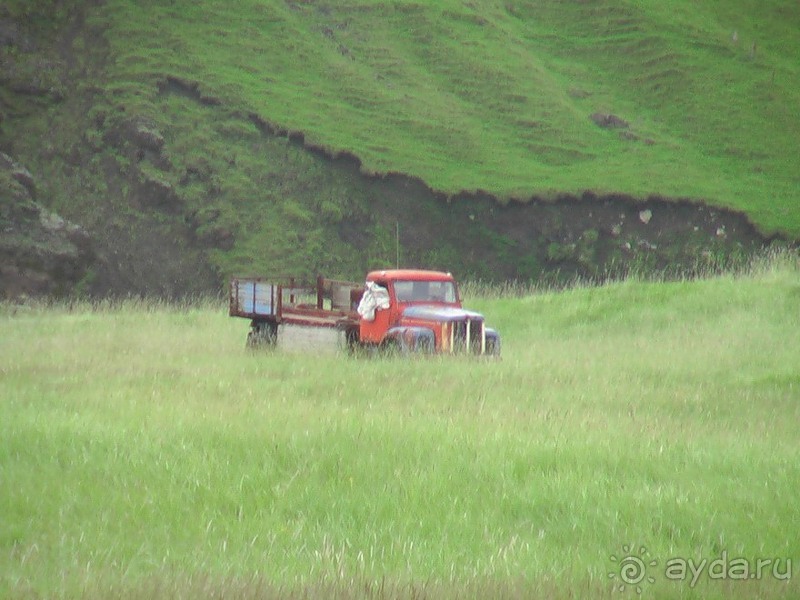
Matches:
[394,280,457,303]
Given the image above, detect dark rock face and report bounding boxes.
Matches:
[0,154,95,300]
[131,123,165,153]
[103,117,166,154]
[135,175,183,213]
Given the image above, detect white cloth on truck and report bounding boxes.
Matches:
[357,282,390,321]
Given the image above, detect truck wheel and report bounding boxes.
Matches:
[380,337,404,357]
[247,320,278,349]
[416,334,434,354]
[343,327,362,356]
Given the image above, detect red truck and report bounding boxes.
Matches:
[229,269,500,355]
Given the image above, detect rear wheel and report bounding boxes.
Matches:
[247,319,278,349]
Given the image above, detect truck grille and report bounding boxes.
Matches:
[451,318,485,354]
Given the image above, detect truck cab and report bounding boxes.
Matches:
[358,269,500,355]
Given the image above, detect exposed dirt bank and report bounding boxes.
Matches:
[245,102,773,283]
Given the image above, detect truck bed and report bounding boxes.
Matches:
[229,276,362,328]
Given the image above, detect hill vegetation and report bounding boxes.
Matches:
[0,0,798,296]
[99,0,800,228]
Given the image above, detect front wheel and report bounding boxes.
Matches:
[380,337,404,356]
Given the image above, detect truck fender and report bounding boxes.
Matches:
[383,326,435,353]
[484,327,501,356]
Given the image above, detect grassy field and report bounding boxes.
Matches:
[2,254,799,598]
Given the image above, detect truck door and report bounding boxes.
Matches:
[358,280,392,344]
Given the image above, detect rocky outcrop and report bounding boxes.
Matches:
[590,112,630,129]
[0,153,95,300]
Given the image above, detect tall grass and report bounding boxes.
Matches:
[1,257,799,598]
[460,246,799,299]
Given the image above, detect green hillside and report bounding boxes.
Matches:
[1,0,798,296]
[98,0,799,233]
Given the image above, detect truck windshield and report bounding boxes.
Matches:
[394,280,457,303]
